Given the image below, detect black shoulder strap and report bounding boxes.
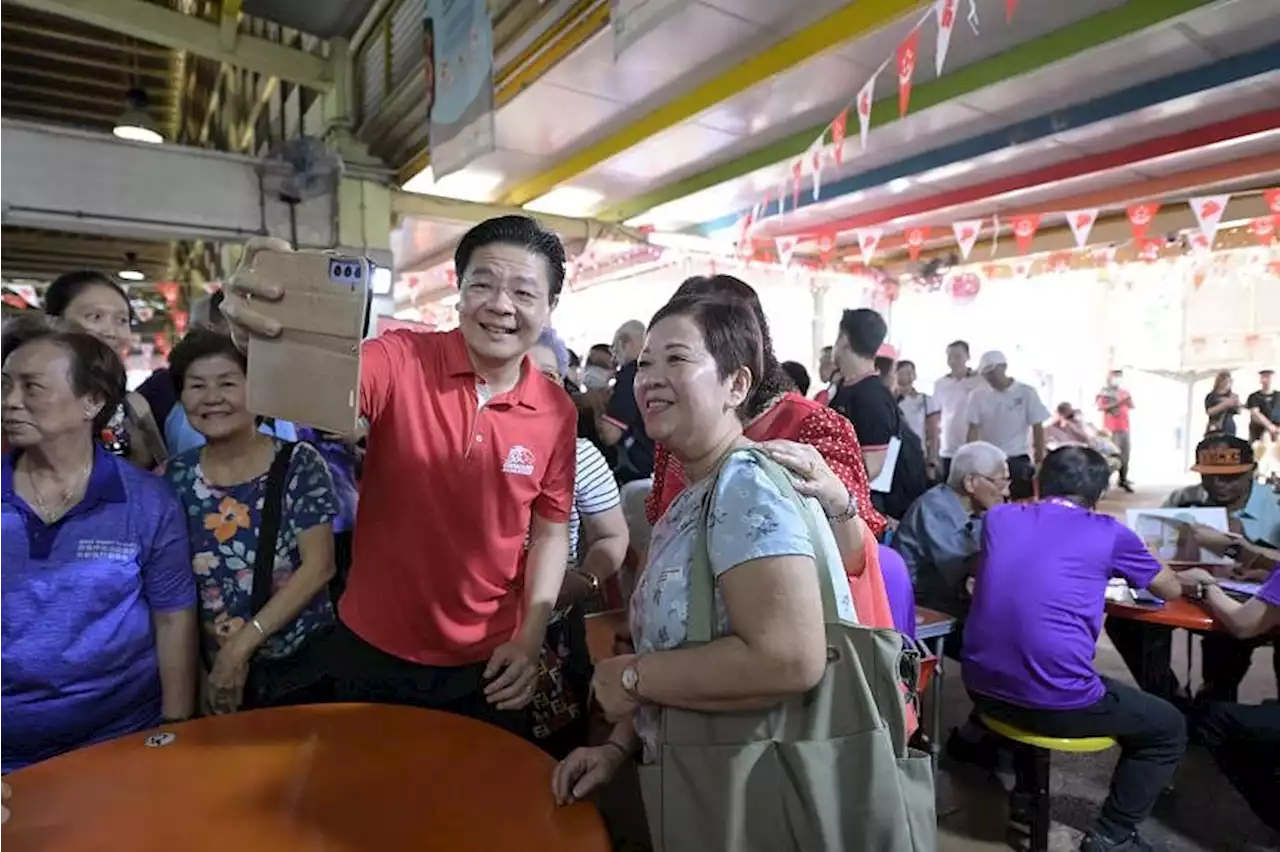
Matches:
[251,442,299,613]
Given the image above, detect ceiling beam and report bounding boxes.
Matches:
[497,0,928,207]
[601,0,1216,224]
[392,191,649,245]
[7,0,332,89]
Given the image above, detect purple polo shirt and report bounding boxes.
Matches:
[962,501,1162,710]
[2,446,195,772]
[878,545,917,639]
[1257,569,1280,607]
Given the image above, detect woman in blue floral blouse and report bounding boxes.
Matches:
[163,330,338,714]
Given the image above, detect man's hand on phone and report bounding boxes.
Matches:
[219,236,294,350]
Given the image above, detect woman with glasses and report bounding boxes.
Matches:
[43,271,167,468]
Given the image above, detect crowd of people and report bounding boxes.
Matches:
[2,214,1277,851]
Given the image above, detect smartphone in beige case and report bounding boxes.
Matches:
[242,249,372,436]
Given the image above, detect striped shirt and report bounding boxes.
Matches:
[569,438,621,564]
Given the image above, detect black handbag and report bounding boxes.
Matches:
[241,442,333,708]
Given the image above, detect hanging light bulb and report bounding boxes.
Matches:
[113,88,164,144]
[118,252,145,282]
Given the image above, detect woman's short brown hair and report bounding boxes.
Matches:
[648,295,763,420]
[1,315,126,433]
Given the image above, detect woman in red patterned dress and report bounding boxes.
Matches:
[644,276,888,547]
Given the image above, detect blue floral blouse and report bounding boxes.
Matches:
[164,440,338,662]
[629,450,856,760]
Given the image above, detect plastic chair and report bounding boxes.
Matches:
[980,714,1117,852]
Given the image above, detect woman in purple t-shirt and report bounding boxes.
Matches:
[963,446,1188,852]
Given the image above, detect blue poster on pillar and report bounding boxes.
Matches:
[423,0,495,178]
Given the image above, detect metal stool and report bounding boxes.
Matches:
[980,714,1117,852]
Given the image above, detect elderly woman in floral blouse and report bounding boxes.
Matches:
[163,330,338,713]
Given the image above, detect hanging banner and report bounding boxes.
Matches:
[775,236,798,267]
[856,227,883,265]
[857,67,881,149]
[612,0,688,57]
[952,219,982,260]
[1126,202,1160,242]
[896,24,922,118]
[1010,213,1041,254]
[425,0,496,178]
[809,140,825,201]
[1065,209,1099,249]
[831,110,848,165]
[905,227,930,261]
[935,0,958,77]
[1189,194,1230,244]
[1248,216,1275,246]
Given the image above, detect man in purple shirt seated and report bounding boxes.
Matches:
[1175,557,1280,832]
[963,446,1188,852]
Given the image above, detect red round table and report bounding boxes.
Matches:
[1104,597,1218,631]
[3,703,610,852]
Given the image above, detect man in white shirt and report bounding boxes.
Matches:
[967,350,1049,500]
[934,340,984,482]
[896,360,941,479]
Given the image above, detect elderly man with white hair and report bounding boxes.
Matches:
[892,441,1010,623]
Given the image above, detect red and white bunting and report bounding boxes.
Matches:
[830,110,848,165]
[817,232,838,263]
[1188,232,1213,256]
[1265,188,1280,217]
[906,226,930,261]
[791,159,803,209]
[775,236,799,267]
[776,170,789,218]
[1090,245,1118,266]
[1065,209,1099,249]
[952,219,982,260]
[855,227,883,265]
[1010,213,1041,254]
[1126,202,1160,242]
[1189,194,1230,244]
[809,139,825,201]
[1248,216,1276,246]
[857,66,882,149]
[896,24,923,118]
[1005,0,1018,23]
[935,0,959,76]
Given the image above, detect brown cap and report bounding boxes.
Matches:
[1191,434,1255,475]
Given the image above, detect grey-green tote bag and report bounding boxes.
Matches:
[637,449,936,852]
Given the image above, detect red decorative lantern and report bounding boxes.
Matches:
[949,272,981,304]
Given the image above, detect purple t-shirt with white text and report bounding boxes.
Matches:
[1257,569,1280,608]
[2,446,195,772]
[962,501,1162,710]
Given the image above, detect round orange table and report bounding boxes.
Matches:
[3,703,610,852]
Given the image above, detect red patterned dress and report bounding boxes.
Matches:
[644,391,887,537]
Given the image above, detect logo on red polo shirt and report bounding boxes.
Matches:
[502,445,536,476]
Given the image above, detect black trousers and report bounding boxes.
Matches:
[1193,700,1280,830]
[972,677,1186,839]
[1106,617,1280,702]
[322,620,531,739]
[1007,454,1036,501]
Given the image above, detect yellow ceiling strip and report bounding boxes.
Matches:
[499,0,925,206]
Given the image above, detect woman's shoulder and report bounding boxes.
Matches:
[715,449,795,503]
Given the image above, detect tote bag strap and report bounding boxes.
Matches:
[251,441,299,613]
[687,447,843,644]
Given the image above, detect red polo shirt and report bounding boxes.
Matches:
[339,328,577,666]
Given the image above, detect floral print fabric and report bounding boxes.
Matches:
[629,449,856,760]
[164,440,338,662]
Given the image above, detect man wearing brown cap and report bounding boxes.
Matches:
[1107,434,1280,703]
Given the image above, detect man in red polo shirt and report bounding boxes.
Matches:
[222,217,577,735]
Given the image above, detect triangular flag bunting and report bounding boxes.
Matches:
[1127,203,1160,241]
[809,140,825,201]
[855,227,883,265]
[791,159,803,209]
[1010,214,1041,254]
[1189,194,1230,244]
[906,226,930,261]
[1188,233,1213,255]
[775,236,798,267]
[1006,0,1018,23]
[817,232,838,263]
[1065,209,1099,249]
[831,110,848,165]
[896,24,922,118]
[776,171,788,218]
[935,0,958,77]
[857,67,881,149]
[952,219,982,260]
[1248,216,1276,246]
